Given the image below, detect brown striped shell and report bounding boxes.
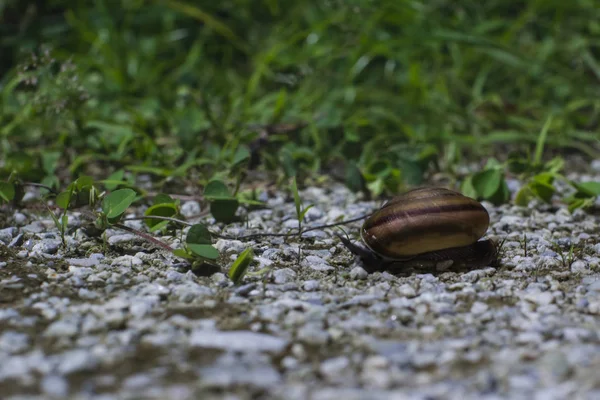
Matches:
[360,187,490,260]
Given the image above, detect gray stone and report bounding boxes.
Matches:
[350,266,368,280]
[31,239,61,255]
[189,330,288,353]
[44,317,79,337]
[13,212,27,226]
[78,288,99,300]
[273,268,296,284]
[107,233,138,245]
[320,356,351,383]
[180,201,201,218]
[303,280,320,291]
[166,270,186,282]
[0,331,30,354]
[0,227,15,244]
[56,349,98,374]
[111,255,143,267]
[40,375,69,397]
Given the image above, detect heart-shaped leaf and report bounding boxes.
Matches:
[187,244,220,260]
[472,168,503,199]
[186,224,212,245]
[102,188,137,219]
[210,199,239,223]
[204,180,234,200]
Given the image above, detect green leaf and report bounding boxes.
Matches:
[460,176,477,199]
[103,169,125,190]
[41,151,61,175]
[228,247,254,285]
[75,175,95,190]
[232,145,250,166]
[567,197,595,213]
[291,176,301,220]
[102,188,137,219]
[55,191,72,209]
[0,182,15,203]
[574,181,600,197]
[534,115,553,165]
[345,163,365,193]
[144,202,178,229]
[472,168,503,199]
[148,220,170,232]
[187,244,220,260]
[210,199,239,223]
[280,149,296,178]
[186,223,213,245]
[514,186,533,206]
[529,180,555,203]
[204,180,234,200]
[172,248,193,259]
[61,214,68,230]
[153,193,175,205]
[298,204,314,223]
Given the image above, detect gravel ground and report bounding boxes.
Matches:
[2,162,600,400]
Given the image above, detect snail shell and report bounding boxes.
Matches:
[360,187,491,261]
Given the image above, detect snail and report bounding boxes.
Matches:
[337,187,499,273]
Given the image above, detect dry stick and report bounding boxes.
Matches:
[114,223,175,251]
[21,182,59,195]
[121,213,370,241]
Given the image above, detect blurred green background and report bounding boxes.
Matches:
[1,0,599,196]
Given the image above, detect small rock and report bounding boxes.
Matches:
[180,201,201,218]
[111,255,143,268]
[123,373,154,389]
[0,227,15,244]
[470,301,489,315]
[107,234,138,245]
[78,288,98,300]
[57,349,98,374]
[571,260,588,273]
[397,284,416,298]
[350,266,368,280]
[214,239,246,254]
[66,255,103,268]
[234,283,257,296]
[69,266,94,279]
[13,212,27,226]
[41,375,69,398]
[303,280,320,291]
[44,318,79,337]
[190,330,288,353]
[0,331,30,354]
[297,323,329,345]
[31,239,61,255]
[273,268,296,284]
[525,291,554,306]
[166,270,186,282]
[320,356,351,383]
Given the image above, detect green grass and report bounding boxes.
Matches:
[1,0,599,195]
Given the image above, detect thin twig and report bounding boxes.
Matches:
[123,213,370,240]
[114,223,174,251]
[22,182,59,195]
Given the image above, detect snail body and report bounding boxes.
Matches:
[339,187,498,273]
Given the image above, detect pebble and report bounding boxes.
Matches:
[40,375,69,397]
[189,330,289,353]
[273,268,297,284]
[180,201,201,218]
[350,266,368,280]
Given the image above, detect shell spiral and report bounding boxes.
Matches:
[360,187,490,260]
